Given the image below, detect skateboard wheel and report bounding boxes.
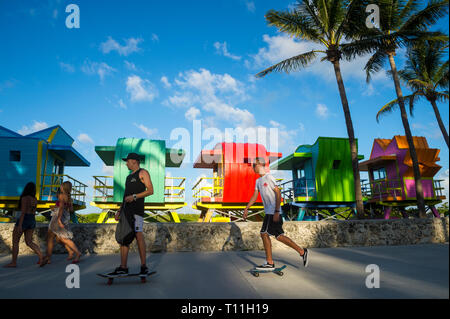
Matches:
[277,271,284,276]
[107,279,113,285]
[252,272,259,277]
[141,278,146,283]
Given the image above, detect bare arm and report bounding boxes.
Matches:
[123,169,154,203]
[243,189,259,221]
[17,197,29,230]
[137,169,154,198]
[246,189,259,210]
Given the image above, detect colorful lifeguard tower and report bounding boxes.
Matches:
[0,125,90,218]
[91,138,186,223]
[192,142,282,222]
[270,137,365,221]
[359,136,445,219]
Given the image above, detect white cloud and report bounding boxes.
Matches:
[151,33,159,42]
[185,107,201,121]
[166,69,254,128]
[246,1,256,12]
[160,76,172,88]
[124,60,138,71]
[100,36,143,56]
[133,123,158,137]
[59,62,75,73]
[316,103,330,119]
[102,164,114,175]
[77,133,94,144]
[18,121,49,135]
[81,60,116,82]
[213,41,241,61]
[126,75,157,102]
[118,99,127,109]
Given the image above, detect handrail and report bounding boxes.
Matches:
[278,178,316,201]
[42,174,88,203]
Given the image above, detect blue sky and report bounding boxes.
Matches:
[0,0,448,214]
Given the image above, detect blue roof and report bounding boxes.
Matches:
[48,145,90,167]
[0,125,23,138]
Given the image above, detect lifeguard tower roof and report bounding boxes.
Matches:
[0,125,90,167]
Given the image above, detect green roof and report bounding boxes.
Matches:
[270,152,312,170]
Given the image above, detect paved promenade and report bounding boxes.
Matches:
[0,244,448,299]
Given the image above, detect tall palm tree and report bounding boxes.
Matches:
[377,39,449,148]
[255,0,368,218]
[343,0,449,218]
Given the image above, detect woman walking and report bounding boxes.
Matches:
[3,182,43,268]
[40,181,81,266]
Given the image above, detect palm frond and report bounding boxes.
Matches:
[265,9,322,42]
[376,94,417,122]
[399,0,449,33]
[255,50,320,78]
[364,50,388,83]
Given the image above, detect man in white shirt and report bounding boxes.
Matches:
[244,158,309,269]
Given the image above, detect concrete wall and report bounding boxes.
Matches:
[0,217,448,255]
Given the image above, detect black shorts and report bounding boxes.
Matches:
[260,214,284,238]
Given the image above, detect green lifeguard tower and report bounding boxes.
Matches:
[271,137,365,220]
[91,138,186,223]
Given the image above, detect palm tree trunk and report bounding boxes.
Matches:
[332,60,365,219]
[429,98,449,148]
[387,53,427,218]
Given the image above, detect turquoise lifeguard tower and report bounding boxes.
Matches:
[91,137,186,223]
[0,125,90,217]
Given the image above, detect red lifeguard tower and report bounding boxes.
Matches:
[192,142,282,222]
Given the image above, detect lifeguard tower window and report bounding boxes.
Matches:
[9,151,21,162]
[373,167,386,180]
[296,168,305,179]
[332,160,341,169]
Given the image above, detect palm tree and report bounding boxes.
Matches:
[255,0,368,218]
[377,39,449,148]
[343,0,449,218]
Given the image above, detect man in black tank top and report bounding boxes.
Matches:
[113,153,154,276]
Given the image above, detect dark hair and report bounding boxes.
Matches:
[252,157,266,168]
[18,182,36,211]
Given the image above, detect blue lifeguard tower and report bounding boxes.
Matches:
[0,125,90,216]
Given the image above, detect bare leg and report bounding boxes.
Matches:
[4,226,22,267]
[260,233,274,264]
[120,245,129,268]
[135,232,147,266]
[58,238,81,262]
[45,231,55,263]
[276,234,305,256]
[24,229,43,264]
[55,237,74,260]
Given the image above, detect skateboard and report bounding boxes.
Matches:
[97,271,157,285]
[250,265,286,277]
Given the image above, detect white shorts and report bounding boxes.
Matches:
[134,215,144,232]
